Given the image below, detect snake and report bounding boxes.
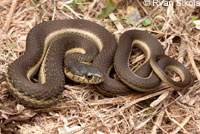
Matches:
[6,19,194,108]
[114,30,194,92]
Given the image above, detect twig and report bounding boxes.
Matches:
[65,0,73,4]
[3,0,18,32]
[135,0,165,26]
[151,110,165,134]
[150,91,170,107]
[164,101,190,134]
[134,102,163,130]
[112,88,172,112]
[184,36,200,80]
[52,0,56,20]
[89,86,172,106]
[60,2,83,19]
[109,13,124,31]
[0,73,6,84]
[84,0,98,19]
[114,27,171,35]
[70,122,98,134]
[89,93,144,106]
[114,0,165,34]
[136,0,148,15]
[170,115,192,134]
[0,0,11,6]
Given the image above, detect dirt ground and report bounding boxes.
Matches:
[0,0,200,134]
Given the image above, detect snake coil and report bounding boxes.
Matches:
[6,19,193,108]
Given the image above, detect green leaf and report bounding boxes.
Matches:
[10,44,16,49]
[158,25,163,30]
[119,15,126,20]
[74,0,85,4]
[74,0,79,4]
[69,4,75,10]
[62,7,67,12]
[125,18,133,25]
[108,18,120,23]
[95,13,99,18]
[33,0,40,3]
[141,18,152,27]
[69,0,85,10]
[191,16,198,25]
[191,15,197,21]
[78,5,84,11]
[100,0,117,18]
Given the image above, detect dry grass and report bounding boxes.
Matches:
[0,0,200,134]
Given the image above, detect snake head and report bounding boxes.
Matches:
[64,63,104,84]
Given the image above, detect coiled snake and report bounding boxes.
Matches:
[6,19,193,108]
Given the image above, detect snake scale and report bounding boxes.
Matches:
[6,19,194,108]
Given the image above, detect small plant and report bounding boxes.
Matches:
[125,18,133,25]
[68,0,85,11]
[118,15,133,25]
[100,0,116,18]
[191,15,197,21]
[141,18,152,27]
[33,0,40,4]
[9,44,16,49]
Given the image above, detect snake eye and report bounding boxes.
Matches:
[85,73,93,80]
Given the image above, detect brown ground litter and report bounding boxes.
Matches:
[0,0,200,134]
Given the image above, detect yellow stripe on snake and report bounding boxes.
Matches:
[6,19,193,108]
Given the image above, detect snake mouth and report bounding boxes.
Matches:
[85,72,104,83]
